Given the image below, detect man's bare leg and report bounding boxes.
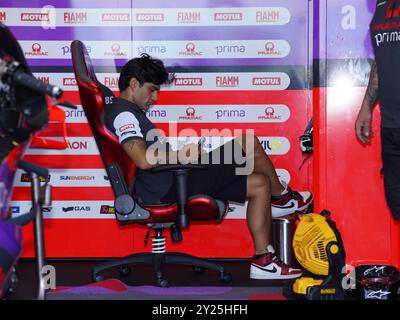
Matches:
[236,134,285,196]
[246,172,271,255]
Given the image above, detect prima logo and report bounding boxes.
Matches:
[215,44,246,56]
[215,109,246,120]
[63,12,87,24]
[179,107,202,121]
[136,45,166,56]
[146,109,167,118]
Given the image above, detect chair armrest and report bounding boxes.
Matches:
[108,163,150,222]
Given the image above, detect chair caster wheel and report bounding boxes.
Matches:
[193,266,205,274]
[118,266,131,276]
[158,279,169,288]
[93,273,104,282]
[220,272,232,283]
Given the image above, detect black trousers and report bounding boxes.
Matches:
[381,127,400,220]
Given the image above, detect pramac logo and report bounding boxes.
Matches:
[25,43,48,57]
[179,43,203,56]
[179,107,202,121]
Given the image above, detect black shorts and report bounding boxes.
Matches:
[381,127,400,220]
[161,140,248,204]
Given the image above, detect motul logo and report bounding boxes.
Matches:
[63,78,77,86]
[104,77,119,88]
[0,12,6,22]
[256,10,280,22]
[177,12,200,23]
[136,13,164,21]
[21,12,49,22]
[252,77,281,86]
[102,13,130,21]
[174,78,202,86]
[37,76,50,84]
[64,12,87,24]
[216,76,239,87]
[214,12,242,21]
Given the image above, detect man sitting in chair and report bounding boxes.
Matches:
[105,53,313,280]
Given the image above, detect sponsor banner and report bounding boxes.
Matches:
[34,72,290,91]
[166,72,291,91]
[146,105,291,123]
[166,136,290,155]
[25,137,99,155]
[21,40,290,59]
[9,201,115,219]
[14,169,110,187]
[3,7,290,27]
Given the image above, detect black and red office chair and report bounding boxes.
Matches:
[70,40,232,287]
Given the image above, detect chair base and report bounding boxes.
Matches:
[92,251,232,287]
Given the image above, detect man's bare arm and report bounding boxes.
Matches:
[355,60,378,144]
[362,60,379,110]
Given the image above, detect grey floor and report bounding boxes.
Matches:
[9,258,284,300]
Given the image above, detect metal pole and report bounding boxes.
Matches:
[31,173,46,300]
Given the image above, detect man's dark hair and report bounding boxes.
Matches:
[118,53,170,91]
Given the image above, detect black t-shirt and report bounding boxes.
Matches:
[371,0,400,127]
[104,97,173,203]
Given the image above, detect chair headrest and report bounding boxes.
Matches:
[70,40,98,84]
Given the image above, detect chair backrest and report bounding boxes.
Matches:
[70,40,136,189]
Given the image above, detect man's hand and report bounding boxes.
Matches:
[178,143,201,164]
[355,107,373,144]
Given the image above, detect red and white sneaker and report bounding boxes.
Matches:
[250,250,303,280]
[271,181,313,218]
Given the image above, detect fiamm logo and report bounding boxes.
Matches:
[216,76,239,87]
[256,10,280,23]
[177,11,200,23]
[104,76,119,88]
[64,12,87,24]
[0,12,7,22]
